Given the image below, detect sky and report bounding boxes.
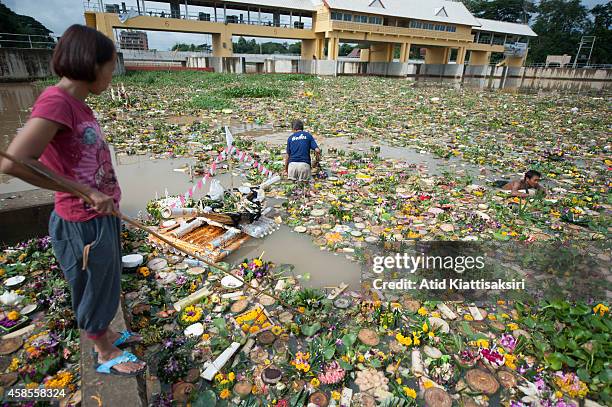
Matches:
[2,0,609,50]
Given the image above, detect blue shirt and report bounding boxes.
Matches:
[287,131,318,165]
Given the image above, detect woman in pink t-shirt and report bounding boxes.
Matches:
[0,25,145,376]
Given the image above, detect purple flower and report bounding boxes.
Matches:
[500,333,517,352]
[175,275,187,286]
[535,377,547,391]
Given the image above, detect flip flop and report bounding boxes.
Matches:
[95,351,146,377]
[113,330,142,347]
[92,330,142,358]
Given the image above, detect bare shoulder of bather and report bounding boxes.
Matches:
[503,179,529,198]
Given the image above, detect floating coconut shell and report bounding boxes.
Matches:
[359,394,377,407]
[172,382,196,403]
[358,328,380,346]
[273,337,288,353]
[279,311,293,324]
[466,369,500,394]
[488,321,506,332]
[261,366,282,385]
[309,391,329,407]
[424,387,452,407]
[0,372,18,387]
[428,317,450,334]
[184,368,200,383]
[234,380,253,397]
[231,299,249,314]
[259,294,276,306]
[424,345,443,359]
[402,298,421,313]
[132,303,151,315]
[333,297,352,309]
[292,379,306,392]
[250,348,268,364]
[0,338,23,355]
[497,370,518,389]
[461,396,481,407]
[257,331,276,346]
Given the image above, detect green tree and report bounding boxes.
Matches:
[0,3,54,48]
[588,2,612,64]
[339,43,356,56]
[464,0,535,23]
[529,0,590,63]
[171,43,212,52]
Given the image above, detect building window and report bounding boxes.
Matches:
[355,15,368,23]
[446,25,456,32]
[410,20,422,29]
[343,13,352,21]
[368,16,382,24]
[331,12,342,20]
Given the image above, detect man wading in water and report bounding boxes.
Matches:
[284,120,321,197]
[500,170,546,198]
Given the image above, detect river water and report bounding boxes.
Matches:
[0,81,569,290]
[0,82,365,289]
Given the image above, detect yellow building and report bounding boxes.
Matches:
[85,0,537,66]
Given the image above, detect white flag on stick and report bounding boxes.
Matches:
[225,126,234,149]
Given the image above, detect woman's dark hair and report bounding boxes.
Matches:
[292,120,304,131]
[52,24,116,82]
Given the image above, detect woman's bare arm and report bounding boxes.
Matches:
[0,118,115,214]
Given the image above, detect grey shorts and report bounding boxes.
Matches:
[288,162,311,181]
[49,211,122,334]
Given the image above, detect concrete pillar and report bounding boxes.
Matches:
[424,47,448,64]
[327,37,339,60]
[399,42,411,63]
[370,43,393,62]
[469,50,490,65]
[301,39,316,60]
[504,55,526,67]
[212,32,233,57]
[360,48,370,62]
[456,47,467,65]
[94,13,116,43]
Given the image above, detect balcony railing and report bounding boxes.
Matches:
[84,2,312,29]
[330,20,473,42]
[0,33,57,49]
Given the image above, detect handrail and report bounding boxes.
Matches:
[0,32,57,49]
[83,2,312,29]
[330,20,472,42]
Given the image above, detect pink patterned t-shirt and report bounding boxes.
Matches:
[31,86,121,222]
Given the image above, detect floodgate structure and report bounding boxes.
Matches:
[84,0,537,67]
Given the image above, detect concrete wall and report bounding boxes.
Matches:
[0,48,125,82]
[0,48,53,81]
[186,56,245,73]
[256,59,611,90]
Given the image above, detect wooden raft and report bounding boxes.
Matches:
[148,221,250,263]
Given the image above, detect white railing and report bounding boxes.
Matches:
[83,2,313,29]
[0,33,57,49]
